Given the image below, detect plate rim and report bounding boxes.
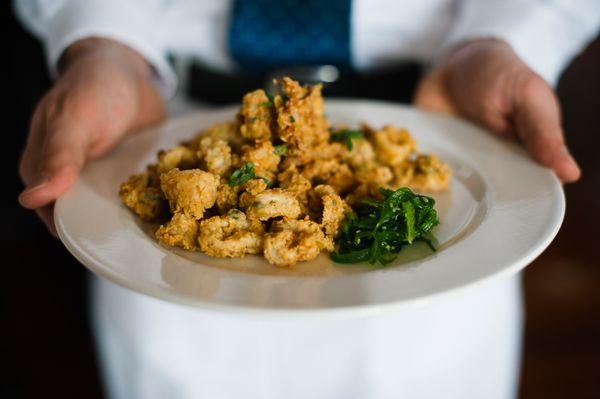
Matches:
[55,99,565,316]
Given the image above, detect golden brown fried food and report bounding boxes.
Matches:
[120,77,450,267]
[239,90,273,142]
[263,219,326,267]
[160,168,219,219]
[369,125,416,167]
[245,189,302,221]
[275,77,329,162]
[119,171,166,221]
[155,212,200,251]
[216,179,239,213]
[277,165,312,206]
[187,122,244,152]
[308,185,349,250]
[312,141,345,160]
[301,159,357,195]
[340,139,376,170]
[197,137,234,177]
[199,209,264,257]
[156,145,198,175]
[355,164,394,188]
[240,141,281,181]
[243,178,269,196]
[393,155,451,192]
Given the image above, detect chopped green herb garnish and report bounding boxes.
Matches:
[261,93,276,107]
[331,187,439,266]
[228,162,255,186]
[331,129,365,150]
[273,144,287,156]
[290,115,296,123]
[259,177,274,188]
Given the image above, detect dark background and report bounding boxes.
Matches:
[3,3,599,398]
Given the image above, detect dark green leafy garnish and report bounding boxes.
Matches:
[331,187,439,265]
[228,162,255,186]
[331,129,365,150]
[274,144,287,156]
[290,115,296,123]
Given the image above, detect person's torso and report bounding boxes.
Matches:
[159,0,455,74]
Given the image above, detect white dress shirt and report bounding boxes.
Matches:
[16,0,600,97]
[13,1,599,398]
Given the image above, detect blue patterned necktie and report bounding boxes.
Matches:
[229,0,352,73]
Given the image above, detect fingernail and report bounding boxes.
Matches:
[21,174,50,195]
[557,148,581,182]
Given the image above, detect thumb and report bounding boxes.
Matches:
[19,120,92,209]
[413,68,459,114]
[513,75,581,183]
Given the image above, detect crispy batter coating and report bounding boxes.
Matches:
[156,146,198,175]
[241,141,281,181]
[160,168,219,219]
[277,165,312,205]
[313,142,345,160]
[308,185,348,251]
[355,164,394,187]
[245,189,302,221]
[240,90,273,142]
[187,122,244,152]
[120,77,451,267]
[216,179,239,213]
[275,78,329,162]
[155,212,200,250]
[340,139,376,170]
[198,137,233,176]
[199,209,264,257]
[301,159,357,195]
[264,219,326,267]
[237,192,254,210]
[243,178,269,195]
[369,125,416,167]
[393,155,451,192]
[119,171,166,221]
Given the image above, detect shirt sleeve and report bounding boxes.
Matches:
[438,0,600,87]
[14,0,177,98]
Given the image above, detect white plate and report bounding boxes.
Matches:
[55,100,564,314]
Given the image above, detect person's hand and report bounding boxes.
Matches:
[18,38,165,235]
[414,39,580,183]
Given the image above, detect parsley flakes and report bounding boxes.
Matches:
[331,129,365,150]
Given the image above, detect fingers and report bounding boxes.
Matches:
[19,110,92,209]
[415,68,513,137]
[413,69,459,114]
[513,75,581,183]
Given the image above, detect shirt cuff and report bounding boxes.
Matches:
[437,2,581,87]
[45,0,177,98]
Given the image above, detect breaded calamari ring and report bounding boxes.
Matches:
[308,185,349,250]
[198,209,264,257]
[245,189,302,221]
